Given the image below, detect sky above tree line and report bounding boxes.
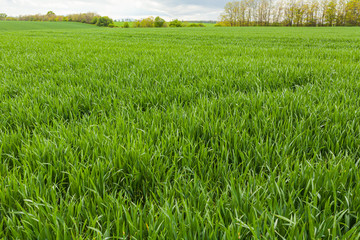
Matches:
[1,0,228,20]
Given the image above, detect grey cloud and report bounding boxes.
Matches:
[154,0,227,8]
[1,0,227,20]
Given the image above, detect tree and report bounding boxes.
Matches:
[324,0,337,25]
[96,16,113,27]
[46,11,56,21]
[0,13,7,21]
[304,0,319,26]
[91,16,98,24]
[140,16,155,27]
[218,0,360,26]
[221,1,239,26]
[336,0,348,25]
[154,16,166,27]
[80,13,98,24]
[345,0,360,25]
[133,20,141,27]
[47,11,55,16]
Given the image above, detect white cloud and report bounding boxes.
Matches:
[0,0,227,20]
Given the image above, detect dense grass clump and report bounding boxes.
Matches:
[0,23,360,239]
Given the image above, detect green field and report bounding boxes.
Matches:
[1,22,360,239]
[0,21,96,31]
[113,21,215,27]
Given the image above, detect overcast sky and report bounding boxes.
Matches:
[1,0,228,20]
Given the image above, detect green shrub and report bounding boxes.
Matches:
[214,21,231,27]
[140,17,154,27]
[123,22,130,28]
[188,23,197,27]
[90,17,98,24]
[96,16,113,27]
[169,19,184,27]
[187,23,206,27]
[154,16,166,27]
[0,13,7,21]
[133,20,141,28]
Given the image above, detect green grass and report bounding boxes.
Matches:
[0,21,96,31]
[114,21,127,27]
[1,22,360,239]
[193,22,215,27]
[113,22,215,28]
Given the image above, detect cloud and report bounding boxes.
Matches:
[0,0,227,20]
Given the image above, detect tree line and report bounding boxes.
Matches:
[131,17,206,28]
[0,11,115,27]
[0,12,207,28]
[218,0,360,26]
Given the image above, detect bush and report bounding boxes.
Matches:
[169,19,184,27]
[90,17,98,24]
[154,16,166,27]
[140,17,154,27]
[0,13,7,21]
[108,23,116,28]
[96,16,113,27]
[123,22,130,28]
[133,20,141,28]
[187,23,206,27]
[6,17,17,21]
[215,21,231,27]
